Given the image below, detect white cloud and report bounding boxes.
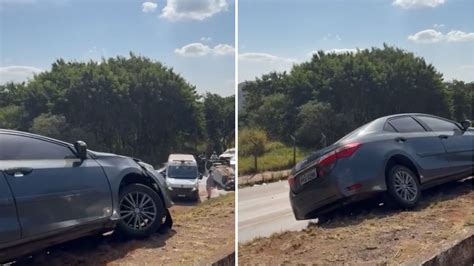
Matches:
[408,29,445,43]
[239,53,295,63]
[392,0,445,9]
[0,66,43,84]
[142,2,158,13]
[213,44,235,56]
[161,0,228,21]
[433,23,445,28]
[200,36,213,42]
[175,42,234,57]
[238,53,296,82]
[408,29,474,43]
[445,30,474,42]
[175,43,211,57]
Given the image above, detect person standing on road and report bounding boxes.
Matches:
[210,151,218,161]
[206,169,215,199]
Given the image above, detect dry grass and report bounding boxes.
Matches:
[239,179,474,265]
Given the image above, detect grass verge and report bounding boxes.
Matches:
[238,141,310,175]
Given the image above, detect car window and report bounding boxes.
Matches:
[416,116,460,132]
[0,134,75,160]
[383,122,397,132]
[389,117,426,133]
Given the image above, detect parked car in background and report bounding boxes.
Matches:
[163,154,201,201]
[0,130,173,263]
[219,148,235,163]
[289,114,473,220]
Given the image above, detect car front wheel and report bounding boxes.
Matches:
[117,183,166,238]
[386,165,421,208]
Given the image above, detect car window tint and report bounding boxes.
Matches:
[416,116,460,132]
[389,117,425,133]
[0,134,74,160]
[383,122,397,132]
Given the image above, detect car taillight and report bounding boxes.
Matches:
[336,142,362,159]
[288,174,295,186]
[318,142,362,176]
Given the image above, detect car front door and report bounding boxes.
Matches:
[0,172,21,247]
[388,116,452,183]
[415,115,474,176]
[0,133,113,238]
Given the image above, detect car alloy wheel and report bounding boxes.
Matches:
[393,170,418,202]
[120,191,157,231]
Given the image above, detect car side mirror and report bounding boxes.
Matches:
[74,141,88,160]
[460,120,471,131]
[159,170,166,177]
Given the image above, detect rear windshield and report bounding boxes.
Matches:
[167,165,198,179]
[335,119,381,144]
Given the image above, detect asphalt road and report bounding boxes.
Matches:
[238,181,312,243]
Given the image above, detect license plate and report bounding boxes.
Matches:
[299,169,317,185]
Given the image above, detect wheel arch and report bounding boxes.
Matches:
[384,154,421,184]
[119,172,168,209]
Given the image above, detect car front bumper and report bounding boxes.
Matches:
[167,186,198,198]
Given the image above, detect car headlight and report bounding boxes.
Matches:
[166,181,173,190]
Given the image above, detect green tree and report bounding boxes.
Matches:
[239,128,268,170]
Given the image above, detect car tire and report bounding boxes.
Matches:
[117,183,166,238]
[386,165,421,208]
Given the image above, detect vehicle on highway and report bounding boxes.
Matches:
[163,154,202,201]
[289,114,473,220]
[0,129,173,262]
[219,148,235,162]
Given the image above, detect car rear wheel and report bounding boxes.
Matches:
[386,165,421,208]
[117,184,166,238]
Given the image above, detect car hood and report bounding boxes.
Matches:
[89,150,127,159]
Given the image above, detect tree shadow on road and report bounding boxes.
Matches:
[312,177,473,229]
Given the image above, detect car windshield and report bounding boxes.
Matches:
[167,165,198,179]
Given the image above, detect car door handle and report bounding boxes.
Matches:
[4,167,33,177]
[438,135,449,139]
[395,137,407,143]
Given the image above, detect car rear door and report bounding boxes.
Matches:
[388,116,452,183]
[0,171,21,246]
[0,133,113,238]
[415,115,474,176]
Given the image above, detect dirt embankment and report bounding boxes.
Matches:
[15,193,235,265]
[239,179,474,265]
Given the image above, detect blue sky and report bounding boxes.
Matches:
[239,0,474,83]
[0,0,235,96]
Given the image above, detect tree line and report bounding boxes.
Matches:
[0,54,235,165]
[239,44,473,155]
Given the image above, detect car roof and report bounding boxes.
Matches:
[168,154,196,162]
[0,128,73,147]
[379,113,454,121]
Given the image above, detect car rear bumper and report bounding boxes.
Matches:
[289,172,384,220]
